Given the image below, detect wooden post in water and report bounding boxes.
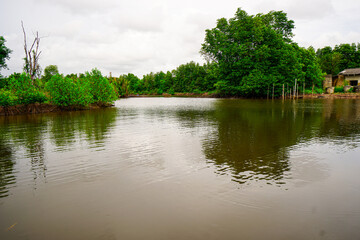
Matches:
[312,84,314,96]
[282,84,284,100]
[303,82,305,97]
[287,83,289,99]
[297,84,299,99]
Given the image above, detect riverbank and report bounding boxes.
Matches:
[129,92,360,99]
[128,92,219,98]
[0,103,114,116]
[2,93,360,116]
[302,93,360,99]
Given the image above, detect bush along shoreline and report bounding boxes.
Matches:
[0,69,117,116]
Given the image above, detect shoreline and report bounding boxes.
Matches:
[128,92,360,99]
[2,93,360,116]
[0,103,114,116]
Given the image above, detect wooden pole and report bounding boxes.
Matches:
[312,84,314,96]
[303,82,305,97]
[287,83,289,99]
[297,84,299,99]
[282,84,284,100]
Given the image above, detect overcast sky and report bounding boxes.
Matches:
[1,0,360,77]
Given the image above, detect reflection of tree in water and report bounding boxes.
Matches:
[0,108,118,196]
[3,115,47,185]
[175,99,360,185]
[0,135,15,198]
[49,108,118,148]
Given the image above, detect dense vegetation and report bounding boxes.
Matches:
[0,69,117,107]
[1,8,360,107]
[316,43,360,75]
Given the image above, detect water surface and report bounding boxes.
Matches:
[1,98,360,239]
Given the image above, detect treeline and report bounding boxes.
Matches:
[316,43,360,75]
[108,61,218,96]
[103,9,360,98]
[0,69,117,107]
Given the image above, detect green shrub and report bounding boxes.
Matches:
[0,89,18,106]
[168,88,175,95]
[85,69,117,104]
[46,74,92,107]
[334,86,344,93]
[157,88,163,95]
[8,73,47,104]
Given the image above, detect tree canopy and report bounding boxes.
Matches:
[316,43,360,75]
[201,8,323,97]
[0,36,12,76]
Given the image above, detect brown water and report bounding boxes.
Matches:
[1,98,360,239]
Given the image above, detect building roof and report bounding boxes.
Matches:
[339,68,360,76]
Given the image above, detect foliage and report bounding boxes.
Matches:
[45,74,92,107]
[334,86,344,93]
[0,89,18,106]
[111,75,130,97]
[303,87,324,94]
[42,65,59,83]
[316,43,360,75]
[173,61,208,92]
[0,36,12,74]
[200,8,323,97]
[8,73,46,104]
[84,69,117,104]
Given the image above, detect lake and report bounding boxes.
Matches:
[1,97,360,239]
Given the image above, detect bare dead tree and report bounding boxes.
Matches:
[21,21,42,83]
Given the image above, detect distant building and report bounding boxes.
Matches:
[338,68,360,86]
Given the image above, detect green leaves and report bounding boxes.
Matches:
[85,69,117,105]
[317,43,360,75]
[8,73,46,105]
[201,8,323,97]
[46,69,117,107]
[0,36,12,73]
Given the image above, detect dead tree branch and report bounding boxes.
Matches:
[21,21,42,83]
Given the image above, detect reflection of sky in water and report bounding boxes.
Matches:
[1,98,360,239]
[1,98,360,197]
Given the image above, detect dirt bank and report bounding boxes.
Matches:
[0,103,114,116]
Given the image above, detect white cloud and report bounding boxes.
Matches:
[1,0,360,77]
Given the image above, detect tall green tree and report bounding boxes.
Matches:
[201,8,320,97]
[0,36,12,77]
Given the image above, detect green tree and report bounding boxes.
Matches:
[84,68,117,105]
[0,36,12,78]
[316,43,360,75]
[45,74,92,107]
[42,65,59,83]
[8,73,46,104]
[200,8,318,97]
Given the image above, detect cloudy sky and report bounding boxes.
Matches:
[1,0,360,77]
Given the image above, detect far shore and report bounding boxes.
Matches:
[2,93,360,116]
[128,92,360,99]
